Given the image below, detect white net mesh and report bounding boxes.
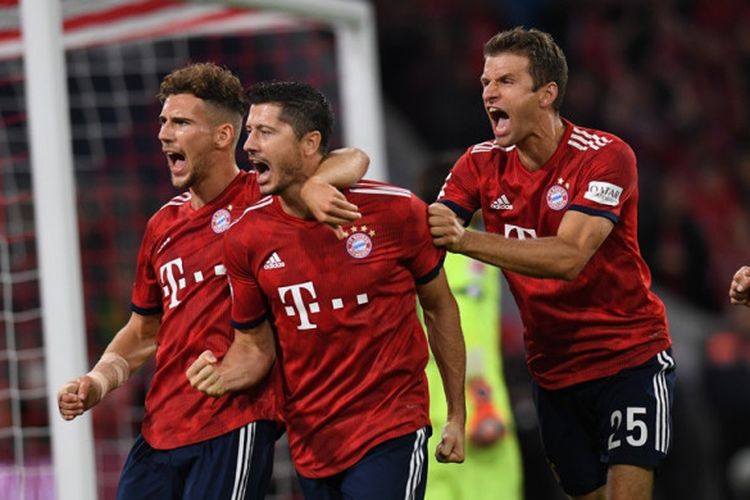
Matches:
[1,2,347,498]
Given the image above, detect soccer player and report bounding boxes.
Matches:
[187,81,466,500]
[56,63,368,500]
[428,27,675,500]
[729,265,750,306]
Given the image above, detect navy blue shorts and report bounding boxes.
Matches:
[116,420,278,500]
[533,349,676,496]
[296,427,430,500]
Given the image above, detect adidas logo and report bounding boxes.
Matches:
[490,194,513,210]
[263,252,285,270]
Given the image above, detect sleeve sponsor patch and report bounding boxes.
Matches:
[583,181,623,206]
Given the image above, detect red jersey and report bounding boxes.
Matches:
[131,171,278,449]
[440,119,671,389]
[225,180,443,478]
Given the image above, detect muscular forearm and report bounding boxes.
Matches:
[218,338,275,392]
[460,229,585,280]
[424,305,466,424]
[316,147,369,188]
[105,313,160,375]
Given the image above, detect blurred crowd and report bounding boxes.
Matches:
[372,0,750,499]
[375,0,750,313]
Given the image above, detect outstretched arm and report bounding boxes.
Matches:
[418,268,466,463]
[429,203,614,280]
[300,147,369,228]
[186,319,276,397]
[57,312,160,420]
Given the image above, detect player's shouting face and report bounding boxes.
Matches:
[158,93,224,191]
[480,53,557,150]
[243,102,310,196]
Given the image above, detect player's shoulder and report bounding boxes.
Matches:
[227,194,274,233]
[347,180,415,200]
[467,139,511,156]
[565,122,634,160]
[460,139,514,171]
[345,180,426,212]
[147,191,191,227]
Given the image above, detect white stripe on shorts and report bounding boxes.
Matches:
[404,427,427,500]
[230,422,256,500]
[652,350,675,453]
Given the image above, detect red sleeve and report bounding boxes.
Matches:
[402,194,445,284]
[223,223,268,329]
[436,148,482,224]
[569,140,637,222]
[130,219,162,315]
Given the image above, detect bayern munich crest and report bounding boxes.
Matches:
[211,208,232,233]
[546,184,569,211]
[345,226,375,259]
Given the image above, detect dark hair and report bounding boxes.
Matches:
[246,81,334,154]
[484,27,568,111]
[158,62,247,118]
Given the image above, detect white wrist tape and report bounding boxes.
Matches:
[87,352,130,399]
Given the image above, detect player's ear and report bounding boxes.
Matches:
[215,122,235,149]
[301,130,322,156]
[538,81,558,109]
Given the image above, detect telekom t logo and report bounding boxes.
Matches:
[159,257,227,309]
[160,258,185,309]
[504,224,537,240]
[278,280,369,330]
[278,281,319,330]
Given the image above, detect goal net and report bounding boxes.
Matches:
[0,1,384,498]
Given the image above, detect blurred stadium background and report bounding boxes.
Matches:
[2,0,750,499]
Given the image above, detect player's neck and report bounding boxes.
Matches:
[278,185,312,220]
[277,157,320,220]
[189,163,241,210]
[516,115,565,172]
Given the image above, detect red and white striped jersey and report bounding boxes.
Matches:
[439,119,671,390]
[225,180,443,477]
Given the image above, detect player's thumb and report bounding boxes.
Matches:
[77,376,90,401]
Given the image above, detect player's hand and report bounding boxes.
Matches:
[57,375,102,421]
[428,203,465,251]
[730,265,750,306]
[435,420,465,464]
[186,350,225,397]
[300,175,361,230]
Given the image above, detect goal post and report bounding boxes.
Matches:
[20,1,97,500]
[13,1,387,499]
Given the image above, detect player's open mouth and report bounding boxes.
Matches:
[166,152,187,173]
[488,107,510,135]
[250,159,270,174]
[250,159,272,184]
[488,107,509,124]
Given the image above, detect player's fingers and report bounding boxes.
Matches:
[327,225,347,240]
[428,202,451,216]
[435,439,453,463]
[329,196,360,212]
[186,350,216,378]
[321,210,361,227]
[189,363,216,389]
